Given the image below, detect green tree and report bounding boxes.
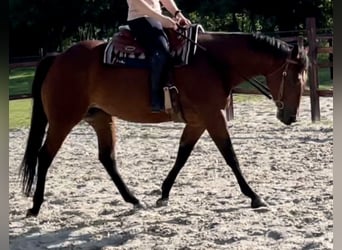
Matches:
[9,0,333,57]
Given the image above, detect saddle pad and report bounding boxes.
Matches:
[103,24,205,67]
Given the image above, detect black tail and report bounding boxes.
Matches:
[19,54,57,196]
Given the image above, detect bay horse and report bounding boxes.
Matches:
[19,31,308,217]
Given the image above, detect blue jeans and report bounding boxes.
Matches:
[128,17,171,111]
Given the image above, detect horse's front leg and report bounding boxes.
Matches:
[156,124,205,206]
[203,110,267,208]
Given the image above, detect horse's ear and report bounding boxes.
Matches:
[297,46,309,60]
[291,45,309,60]
[297,37,304,51]
[291,36,307,59]
[296,36,309,59]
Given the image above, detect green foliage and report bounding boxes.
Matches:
[10,0,332,56]
[182,0,333,32]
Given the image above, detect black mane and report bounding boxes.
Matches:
[250,33,292,59]
[204,31,309,70]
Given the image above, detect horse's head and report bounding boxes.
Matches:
[266,41,309,125]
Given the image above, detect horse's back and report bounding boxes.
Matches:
[41,40,173,123]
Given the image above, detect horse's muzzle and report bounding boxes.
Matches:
[277,109,297,125]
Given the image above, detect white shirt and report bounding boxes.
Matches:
[127,0,162,21]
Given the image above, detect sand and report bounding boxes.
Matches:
[9,96,333,250]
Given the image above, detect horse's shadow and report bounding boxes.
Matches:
[10,216,135,250]
[10,202,271,250]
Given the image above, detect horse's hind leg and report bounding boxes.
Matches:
[85,108,140,207]
[203,110,267,208]
[27,123,76,217]
[156,124,205,206]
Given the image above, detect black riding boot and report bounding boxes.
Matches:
[150,50,169,112]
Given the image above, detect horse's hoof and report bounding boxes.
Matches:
[251,197,268,208]
[26,209,38,218]
[133,202,145,210]
[156,198,169,207]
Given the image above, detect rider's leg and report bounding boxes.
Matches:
[128,17,171,112]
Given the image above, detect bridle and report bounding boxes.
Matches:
[266,58,299,110]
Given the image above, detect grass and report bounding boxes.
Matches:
[9,67,35,96]
[9,68,35,129]
[9,99,33,129]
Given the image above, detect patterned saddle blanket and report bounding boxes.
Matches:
[103,24,205,67]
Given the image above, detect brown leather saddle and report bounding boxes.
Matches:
[103,25,204,122]
[111,25,186,59]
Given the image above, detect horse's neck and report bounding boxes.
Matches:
[198,32,281,78]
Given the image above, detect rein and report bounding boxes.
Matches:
[173,27,273,100]
[173,27,232,95]
[173,28,300,105]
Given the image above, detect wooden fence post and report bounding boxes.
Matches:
[328,38,333,79]
[306,17,321,122]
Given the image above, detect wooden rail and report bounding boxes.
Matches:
[9,94,33,100]
[9,61,38,69]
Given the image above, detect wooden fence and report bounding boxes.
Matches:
[10,61,39,70]
[10,18,332,122]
